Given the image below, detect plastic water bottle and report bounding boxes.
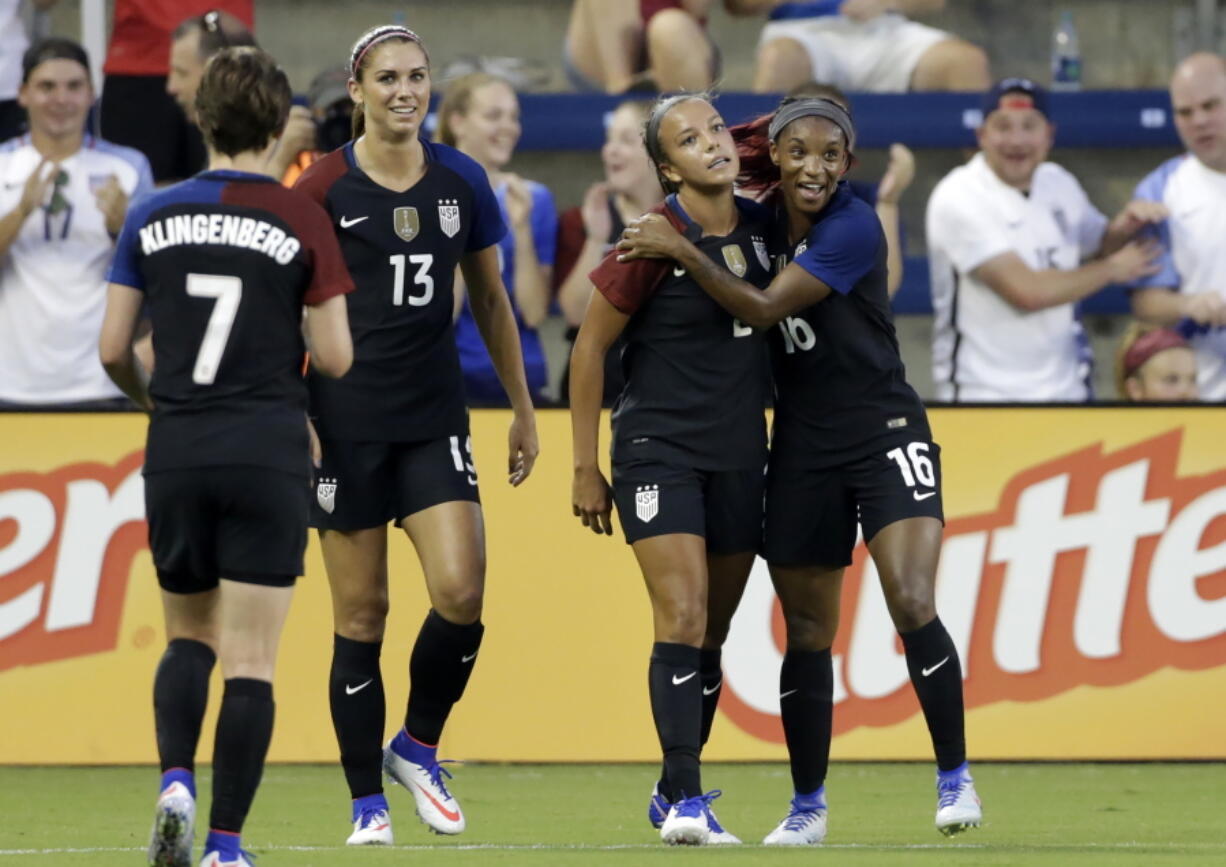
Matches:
[1051,11,1082,91]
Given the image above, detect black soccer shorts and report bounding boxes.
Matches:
[763,440,944,568]
[611,458,764,553]
[310,434,482,531]
[145,466,309,592]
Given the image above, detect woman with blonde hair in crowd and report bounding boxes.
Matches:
[554,98,664,404]
[436,72,556,405]
[1115,322,1199,401]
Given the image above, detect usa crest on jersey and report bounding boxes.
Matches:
[635,484,659,522]
[721,244,748,277]
[393,206,420,242]
[753,236,770,271]
[316,477,337,514]
[438,198,461,238]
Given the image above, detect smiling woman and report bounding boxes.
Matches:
[291,23,540,848]
[615,95,983,843]
[569,93,773,846]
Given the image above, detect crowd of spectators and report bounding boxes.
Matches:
[0,1,1221,406]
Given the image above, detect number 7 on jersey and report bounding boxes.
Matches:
[187,273,242,385]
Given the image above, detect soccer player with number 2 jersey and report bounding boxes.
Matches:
[293,24,539,846]
[100,47,354,867]
[619,95,983,843]
[572,94,772,846]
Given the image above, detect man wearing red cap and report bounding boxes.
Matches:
[925,78,1166,402]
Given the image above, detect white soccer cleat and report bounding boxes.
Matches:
[384,744,466,835]
[763,798,828,846]
[148,780,194,867]
[703,802,741,845]
[660,791,721,846]
[346,806,393,845]
[935,773,982,837]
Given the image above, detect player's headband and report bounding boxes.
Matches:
[768,98,856,154]
[350,25,428,79]
[982,77,1050,119]
[1123,328,1190,379]
[643,93,710,170]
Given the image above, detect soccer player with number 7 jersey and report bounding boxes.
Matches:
[618,96,982,843]
[293,24,539,847]
[101,47,354,867]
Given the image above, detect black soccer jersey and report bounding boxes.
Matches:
[590,194,771,471]
[294,140,505,441]
[107,169,354,477]
[768,181,931,469]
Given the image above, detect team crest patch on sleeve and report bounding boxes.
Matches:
[635,484,660,522]
[752,236,770,271]
[721,244,748,277]
[438,199,461,238]
[393,206,420,242]
[316,477,337,514]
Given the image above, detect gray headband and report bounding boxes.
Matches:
[767,98,856,154]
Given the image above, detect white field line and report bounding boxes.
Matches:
[2,841,1226,855]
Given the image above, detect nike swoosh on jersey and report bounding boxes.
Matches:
[672,672,697,686]
[345,678,374,695]
[921,656,950,677]
[339,215,369,228]
[779,689,799,700]
[412,781,461,822]
[913,491,937,501]
[703,680,722,696]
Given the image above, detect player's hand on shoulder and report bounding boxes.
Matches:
[19,158,59,217]
[616,214,680,262]
[572,465,614,535]
[94,175,129,236]
[508,409,539,486]
[503,173,534,229]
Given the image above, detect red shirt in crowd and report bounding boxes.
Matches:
[103,0,254,76]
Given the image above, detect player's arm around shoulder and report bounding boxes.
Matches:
[460,244,540,486]
[297,193,355,378]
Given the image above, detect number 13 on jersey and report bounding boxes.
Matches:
[389,253,434,306]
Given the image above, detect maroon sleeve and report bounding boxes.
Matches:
[588,202,685,315]
[300,203,355,306]
[551,207,587,297]
[292,148,348,211]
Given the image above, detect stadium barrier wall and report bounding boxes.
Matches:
[1,408,1223,764]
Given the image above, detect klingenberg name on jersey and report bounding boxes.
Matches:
[139,212,301,264]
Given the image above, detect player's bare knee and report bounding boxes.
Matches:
[660,602,705,645]
[336,599,389,642]
[431,583,484,625]
[889,586,936,633]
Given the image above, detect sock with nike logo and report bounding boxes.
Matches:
[330,634,386,799]
[780,647,833,795]
[209,678,274,834]
[659,647,722,800]
[153,638,215,781]
[649,642,702,801]
[900,616,966,771]
[405,609,484,746]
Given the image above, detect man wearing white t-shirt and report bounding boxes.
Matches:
[0,37,153,406]
[926,78,1163,402]
[1131,53,1226,401]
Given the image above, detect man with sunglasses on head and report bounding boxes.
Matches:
[166,11,315,185]
[0,37,153,408]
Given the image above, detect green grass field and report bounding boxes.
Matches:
[1,763,1223,865]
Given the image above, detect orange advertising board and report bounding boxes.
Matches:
[0,409,1223,763]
